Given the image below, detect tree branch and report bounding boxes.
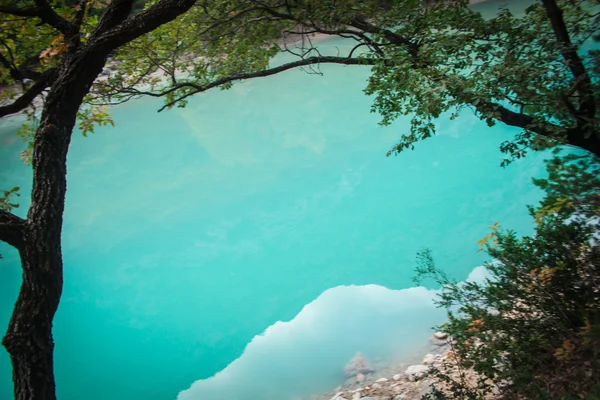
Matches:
[0,1,76,35]
[479,101,600,157]
[0,68,56,118]
[100,55,378,111]
[89,0,197,52]
[196,6,264,36]
[32,0,77,35]
[0,5,39,18]
[541,0,595,120]
[247,2,402,59]
[0,52,44,82]
[92,0,135,35]
[0,52,22,82]
[73,0,88,28]
[0,210,26,250]
[478,101,544,133]
[349,17,420,58]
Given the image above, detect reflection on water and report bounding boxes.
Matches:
[178,267,487,400]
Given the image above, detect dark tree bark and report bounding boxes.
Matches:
[480,101,600,158]
[0,1,196,398]
[566,128,600,158]
[541,0,598,154]
[0,69,57,118]
[2,48,107,400]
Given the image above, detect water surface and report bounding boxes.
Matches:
[0,3,548,398]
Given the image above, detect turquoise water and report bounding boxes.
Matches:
[0,9,549,400]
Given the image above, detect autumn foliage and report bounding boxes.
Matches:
[415,152,600,400]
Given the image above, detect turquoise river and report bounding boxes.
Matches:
[0,1,553,399]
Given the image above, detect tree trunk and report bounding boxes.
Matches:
[2,48,107,400]
[3,243,63,400]
[0,2,197,398]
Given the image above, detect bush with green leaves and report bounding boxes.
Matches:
[415,152,600,400]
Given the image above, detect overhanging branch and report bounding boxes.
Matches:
[541,0,595,120]
[0,210,26,250]
[0,1,76,35]
[0,5,39,18]
[100,55,378,111]
[0,69,56,118]
[32,0,77,35]
[92,0,135,36]
[478,101,551,136]
[90,0,197,51]
[478,101,600,157]
[349,17,420,58]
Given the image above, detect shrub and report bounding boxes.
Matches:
[416,152,600,400]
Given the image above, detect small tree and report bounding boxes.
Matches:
[415,152,600,399]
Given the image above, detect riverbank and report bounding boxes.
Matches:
[305,332,453,400]
[315,329,501,400]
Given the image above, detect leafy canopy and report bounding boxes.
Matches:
[89,0,600,164]
[2,1,599,166]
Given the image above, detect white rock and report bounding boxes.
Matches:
[356,373,365,383]
[376,377,389,383]
[394,395,407,400]
[352,393,361,400]
[392,374,402,381]
[405,364,430,381]
[434,332,448,340]
[329,392,345,400]
[372,383,382,389]
[422,353,437,365]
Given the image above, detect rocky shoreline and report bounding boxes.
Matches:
[313,332,455,400]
